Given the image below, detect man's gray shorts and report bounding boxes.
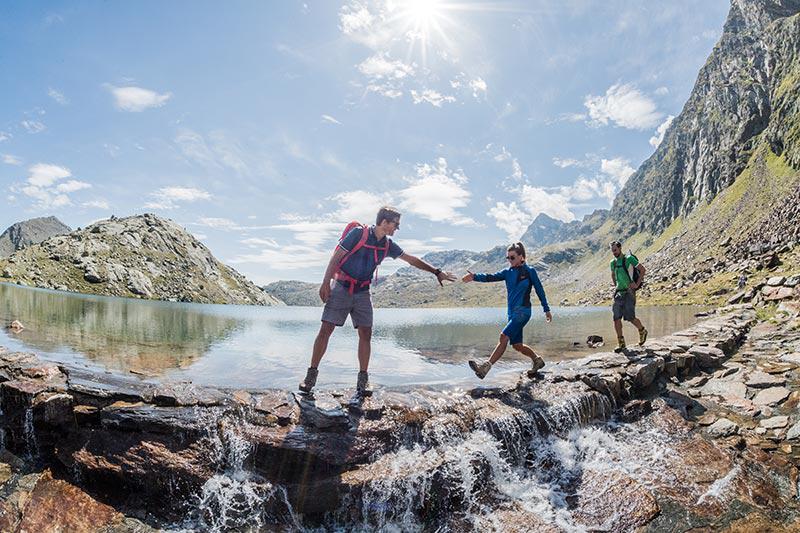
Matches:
[612,290,636,321]
[321,283,373,328]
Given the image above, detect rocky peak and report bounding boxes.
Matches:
[0,213,282,306]
[0,216,71,258]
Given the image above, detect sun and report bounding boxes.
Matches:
[390,0,453,65]
[399,0,445,29]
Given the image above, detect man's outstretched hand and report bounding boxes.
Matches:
[436,270,457,286]
[462,270,475,283]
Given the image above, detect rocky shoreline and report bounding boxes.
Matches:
[0,296,799,530]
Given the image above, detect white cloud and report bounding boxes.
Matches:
[197,217,239,230]
[241,237,279,248]
[48,88,68,105]
[398,158,477,226]
[144,186,211,210]
[0,132,10,142]
[16,163,89,209]
[21,120,46,133]
[584,83,663,130]
[600,157,636,187]
[410,89,456,107]
[3,154,21,166]
[358,54,414,80]
[553,157,580,168]
[431,236,454,243]
[83,199,110,210]
[174,129,249,175]
[321,114,342,125]
[28,163,71,187]
[649,115,675,148]
[493,146,512,162]
[340,3,375,36]
[107,85,171,112]
[654,86,669,96]
[56,179,91,193]
[487,201,534,241]
[510,159,523,181]
[469,77,487,98]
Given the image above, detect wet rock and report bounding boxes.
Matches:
[153,382,227,407]
[753,387,791,406]
[15,470,124,532]
[626,357,664,389]
[746,371,786,388]
[7,320,24,332]
[294,392,349,429]
[706,418,738,438]
[66,367,154,405]
[573,469,660,531]
[586,335,604,348]
[620,399,652,422]
[760,416,789,429]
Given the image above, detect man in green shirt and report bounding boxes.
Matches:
[610,240,647,352]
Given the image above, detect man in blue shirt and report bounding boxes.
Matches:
[462,242,552,379]
[299,206,456,395]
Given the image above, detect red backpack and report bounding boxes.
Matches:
[334,221,390,293]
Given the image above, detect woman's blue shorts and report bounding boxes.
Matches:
[502,308,531,345]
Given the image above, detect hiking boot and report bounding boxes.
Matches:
[356,371,372,395]
[299,367,318,393]
[614,338,626,353]
[469,360,492,379]
[638,327,648,346]
[531,354,545,372]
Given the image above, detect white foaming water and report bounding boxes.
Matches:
[23,407,37,458]
[696,466,741,505]
[189,418,300,533]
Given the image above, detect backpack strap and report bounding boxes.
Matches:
[335,226,372,294]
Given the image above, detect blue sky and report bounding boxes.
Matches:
[0,1,729,284]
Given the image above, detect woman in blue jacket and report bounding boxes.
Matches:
[462,242,552,379]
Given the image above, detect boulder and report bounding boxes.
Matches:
[294,392,350,429]
[706,418,738,438]
[626,357,664,389]
[767,276,786,286]
[746,371,786,389]
[759,416,789,429]
[689,345,725,369]
[752,387,792,406]
[786,422,800,441]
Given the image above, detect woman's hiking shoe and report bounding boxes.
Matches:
[638,327,648,346]
[614,338,626,353]
[526,355,545,379]
[469,360,492,379]
[356,371,372,395]
[299,367,318,393]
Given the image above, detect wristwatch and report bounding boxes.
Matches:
[434,268,442,276]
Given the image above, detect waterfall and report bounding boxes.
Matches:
[188,413,300,533]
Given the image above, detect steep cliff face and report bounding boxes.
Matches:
[611,0,800,235]
[0,213,282,306]
[0,216,71,258]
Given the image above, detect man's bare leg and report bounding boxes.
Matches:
[310,321,336,369]
[357,326,372,372]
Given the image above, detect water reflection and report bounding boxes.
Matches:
[0,283,704,389]
[0,283,243,375]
